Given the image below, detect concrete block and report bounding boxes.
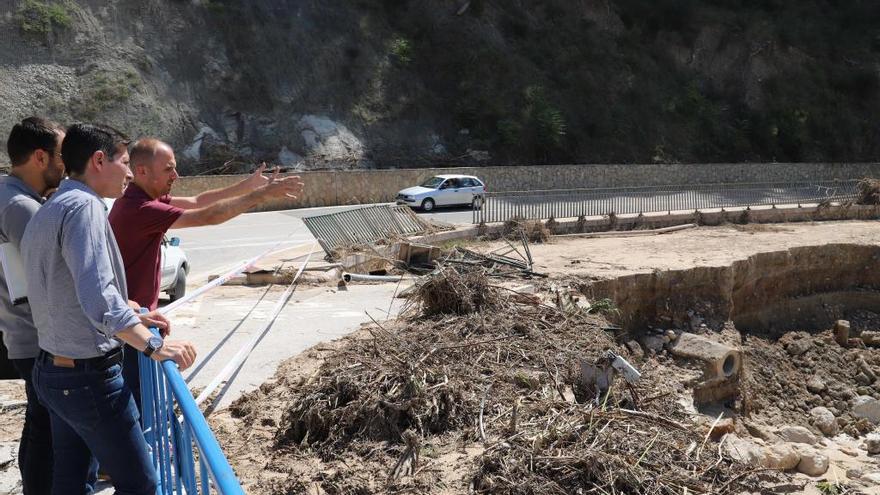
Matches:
[669,332,741,379]
[834,320,850,346]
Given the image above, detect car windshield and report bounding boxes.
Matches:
[419,177,446,188]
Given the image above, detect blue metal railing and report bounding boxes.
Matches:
[139,327,245,494]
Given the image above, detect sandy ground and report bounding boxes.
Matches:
[520,221,880,279]
[2,219,880,492]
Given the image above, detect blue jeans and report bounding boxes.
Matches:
[32,350,158,495]
[11,358,52,495]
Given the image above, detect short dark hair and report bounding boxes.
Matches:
[61,123,130,176]
[6,117,63,166]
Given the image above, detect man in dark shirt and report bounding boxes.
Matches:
[0,117,65,495]
[109,138,304,405]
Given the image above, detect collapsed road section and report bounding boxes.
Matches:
[211,222,880,495]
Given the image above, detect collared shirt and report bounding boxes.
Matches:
[0,176,42,359]
[109,183,183,310]
[22,179,140,359]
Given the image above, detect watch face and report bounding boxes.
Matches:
[148,336,163,349]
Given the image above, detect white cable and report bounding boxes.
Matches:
[159,240,314,316]
[193,241,317,407]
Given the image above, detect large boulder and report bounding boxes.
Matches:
[722,434,766,465]
[777,425,819,445]
[795,448,829,476]
[809,407,839,437]
[763,443,800,470]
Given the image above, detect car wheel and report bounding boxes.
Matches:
[421,198,435,212]
[168,267,187,302]
[472,195,483,210]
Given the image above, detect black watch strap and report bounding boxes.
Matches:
[143,336,164,358]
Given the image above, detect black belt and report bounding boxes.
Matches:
[40,347,123,370]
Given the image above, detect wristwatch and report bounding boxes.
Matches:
[143,336,164,358]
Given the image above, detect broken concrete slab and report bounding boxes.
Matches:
[669,332,741,379]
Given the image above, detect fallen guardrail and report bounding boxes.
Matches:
[473,180,859,223]
[303,204,430,255]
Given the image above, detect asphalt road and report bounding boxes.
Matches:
[168,203,475,285]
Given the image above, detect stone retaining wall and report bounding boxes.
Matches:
[170,162,880,211]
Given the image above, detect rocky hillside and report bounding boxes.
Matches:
[0,0,878,173]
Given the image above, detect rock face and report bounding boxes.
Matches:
[809,407,838,437]
[297,115,365,168]
[2,2,879,172]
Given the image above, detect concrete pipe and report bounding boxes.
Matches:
[669,332,741,379]
[342,272,405,283]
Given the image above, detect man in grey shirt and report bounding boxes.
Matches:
[1,117,66,495]
[22,123,196,495]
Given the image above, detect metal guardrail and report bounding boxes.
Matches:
[472,180,860,224]
[139,327,245,495]
[303,204,429,253]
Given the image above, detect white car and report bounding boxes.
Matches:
[396,174,486,212]
[104,198,189,302]
[160,235,189,302]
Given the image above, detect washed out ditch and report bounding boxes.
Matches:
[213,242,880,494]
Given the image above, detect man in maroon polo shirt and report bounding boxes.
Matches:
[109,138,304,406]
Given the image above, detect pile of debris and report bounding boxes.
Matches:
[226,268,778,494]
[856,178,880,205]
[741,326,880,437]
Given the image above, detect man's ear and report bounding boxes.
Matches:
[33,149,49,169]
[89,150,106,172]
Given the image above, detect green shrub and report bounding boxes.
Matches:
[16,0,71,36]
[75,69,142,118]
[389,36,413,65]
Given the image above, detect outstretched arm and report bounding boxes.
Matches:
[169,163,275,210]
[170,173,304,229]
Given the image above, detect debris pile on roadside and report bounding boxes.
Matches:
[226,267,778,494]
[856,178,880,205]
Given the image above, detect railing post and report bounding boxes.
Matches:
[139,324,246,494]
